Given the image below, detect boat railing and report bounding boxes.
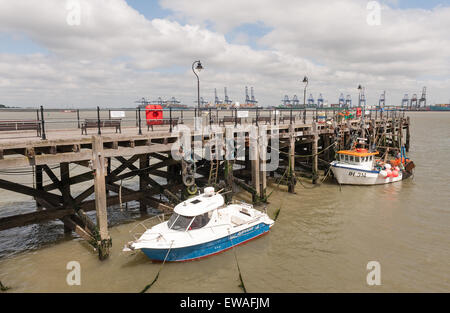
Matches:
[128,213,168,237]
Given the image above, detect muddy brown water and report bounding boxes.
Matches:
[0,112,449,292]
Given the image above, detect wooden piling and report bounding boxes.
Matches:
[250,127,260,203]
[35,165,43,210]
[288,124,296,193]
[259,135,267,200]
[60,162,72,234]
[405,117,410,152]
[139,154,150,214]
[312,122,319,184]
[92,136,111,260]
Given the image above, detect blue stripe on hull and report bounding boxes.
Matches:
[331,164,380,174]
[142,223,270,262]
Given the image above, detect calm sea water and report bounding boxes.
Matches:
[0,112,449,292]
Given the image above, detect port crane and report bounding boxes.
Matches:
[410,94,418,109]
[135,97,151,108]
[224,87,233,105]
[292,95,300,106]
[282,95,291,106]
[402,94,409,108]
[339,93,345,107]
[307,93,315,107]
[345,94,352,108]
[317,93,324,108]
[379,91,386,108]
[419,87,426,108]
[214,88,222,105]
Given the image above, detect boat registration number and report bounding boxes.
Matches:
[348,171,366,177]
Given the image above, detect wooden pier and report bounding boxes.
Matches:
[0,108,411,259]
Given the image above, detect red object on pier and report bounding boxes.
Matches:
[356,107,362,117]
[146,105,163,125]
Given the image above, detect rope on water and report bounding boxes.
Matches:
[228,231,247,293]
[140,240,174,293]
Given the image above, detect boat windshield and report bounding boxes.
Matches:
[167,213,193,231]
[188,213,210,230]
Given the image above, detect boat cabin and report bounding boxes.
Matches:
[167,187,224,232]
[337,149,379,168]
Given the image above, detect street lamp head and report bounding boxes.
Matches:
[358,84,362,90]
[195,61,203,72]
[303,76,308,83]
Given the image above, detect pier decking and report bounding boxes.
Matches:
[0,108,411,259]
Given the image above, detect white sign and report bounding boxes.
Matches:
[237,111,249,118]
[110,111,125,118]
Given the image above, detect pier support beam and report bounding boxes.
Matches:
[35,165,43,210]
[288,124,296,193]
[312,123,319,184]
[60,162,72,234]
[92,136,111,260]
[405,117,410,152]
[250,127,260,203]
[139,154,150,214]
[259,139,267,201]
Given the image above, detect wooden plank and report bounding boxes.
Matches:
[43,170,93,191]
[0,178,63,204]
[42,164,62,191]
[0,208,74,231]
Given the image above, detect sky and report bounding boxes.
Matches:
[0,0,449,108]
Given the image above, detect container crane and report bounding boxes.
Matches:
[224,87,233,105]
[401,94,409,108]
[378,91,386,108]
[339,93,345,107]
[282,95,291,106]
[317,93,324,108]
[308,93,315,108]
[419,87,426,108]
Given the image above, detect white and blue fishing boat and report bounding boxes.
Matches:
[123,187,274,262]
[330,146,414,185]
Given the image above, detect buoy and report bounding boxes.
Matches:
[386,170,392,178]
[392,170,399,177]
[379,170,387,178]
[395,166,400,171]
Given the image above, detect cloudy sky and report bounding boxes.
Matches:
[0,0,449,108]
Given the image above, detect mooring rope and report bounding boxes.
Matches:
[228,230,247,293]
[0,280,10,292]
[140,240,174,293]
[267,141,337,159]
[119,179,123,211]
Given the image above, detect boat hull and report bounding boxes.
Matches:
[331,164,403,185]
[141,222,270,262]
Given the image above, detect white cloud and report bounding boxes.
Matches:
[0,0,449,107]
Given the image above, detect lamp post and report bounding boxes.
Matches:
[302,76,308,108]
[358,84,367,142]
[192,60,203,118]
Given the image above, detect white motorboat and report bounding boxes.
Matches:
[123,187,274,262]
